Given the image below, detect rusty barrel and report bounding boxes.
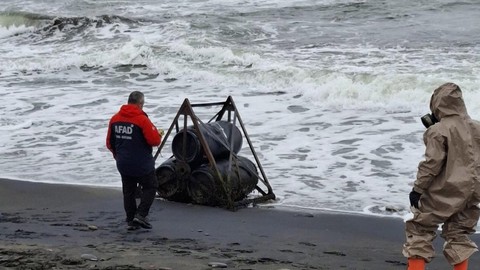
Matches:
[186,156,258,206]
[155,157,191,202]
[171,121,242,165]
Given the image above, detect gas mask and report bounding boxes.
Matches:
[420,113,438,128]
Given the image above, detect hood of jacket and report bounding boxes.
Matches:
[119,104,145,118]
[429,82,468,120]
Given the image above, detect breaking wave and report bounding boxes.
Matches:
[0,11,140,40]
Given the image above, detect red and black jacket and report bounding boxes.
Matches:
[106,104,161,177]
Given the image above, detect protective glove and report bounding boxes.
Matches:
[158,128,165,136]
[409,189,422,209]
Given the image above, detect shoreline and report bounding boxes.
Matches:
[1,177,479,269]
[1,177,408,220]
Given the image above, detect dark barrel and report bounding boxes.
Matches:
[171,121,242,165]
[155,157,191,202]
[187,156,258,206]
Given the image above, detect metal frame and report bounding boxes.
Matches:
[154,96,276,210]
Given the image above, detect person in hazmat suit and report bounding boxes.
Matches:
[403,82,480,270]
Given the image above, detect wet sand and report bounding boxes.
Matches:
[0,178,478,269]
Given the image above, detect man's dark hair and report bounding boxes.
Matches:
[128,91,144,105]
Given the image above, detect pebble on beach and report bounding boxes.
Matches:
[208,262,228,268]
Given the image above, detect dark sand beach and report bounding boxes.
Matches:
[0,178,479,270]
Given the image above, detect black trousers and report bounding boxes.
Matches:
[121,170,158,222]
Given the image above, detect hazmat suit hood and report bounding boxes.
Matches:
[430,82,468,121]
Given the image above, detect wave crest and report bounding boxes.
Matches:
[0,12,139,40]
[0,11,53,28]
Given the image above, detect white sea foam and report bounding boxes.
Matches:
[0,25,34,39]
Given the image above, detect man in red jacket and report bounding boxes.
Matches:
[106,91,162,230]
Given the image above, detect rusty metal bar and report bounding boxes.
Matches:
[190,117,233,208]
[154,102,185,161]
[227,97,274,195]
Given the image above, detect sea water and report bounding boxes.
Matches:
[1,0,480,221]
